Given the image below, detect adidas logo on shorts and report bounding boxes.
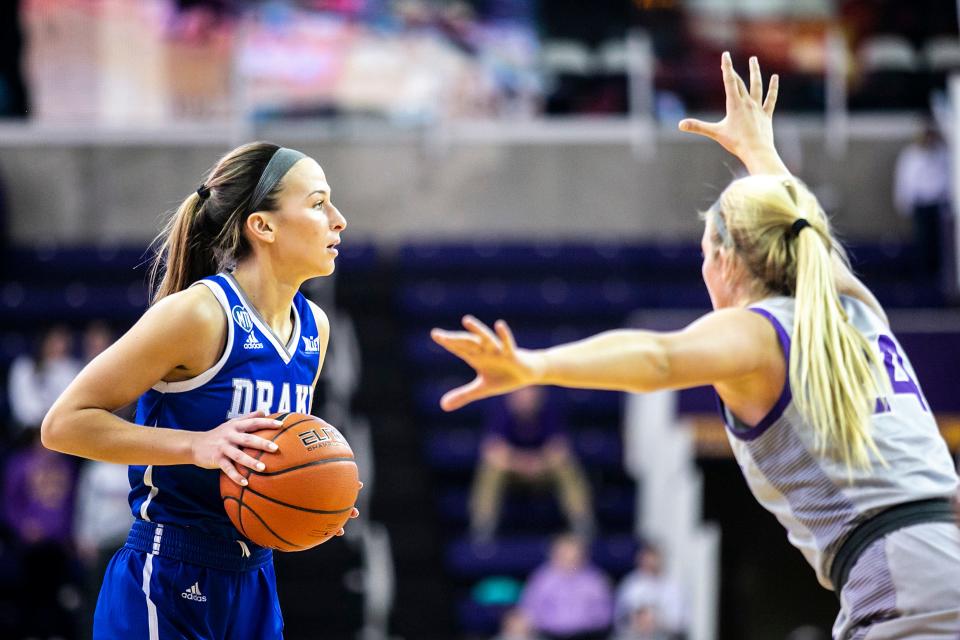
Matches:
[243,333,264,350]
[181,582,207,602]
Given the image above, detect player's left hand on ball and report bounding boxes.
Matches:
[430,316,544,411]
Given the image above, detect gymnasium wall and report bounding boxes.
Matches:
[0,124,915,245]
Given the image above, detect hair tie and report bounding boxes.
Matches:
[196,184,211,200]
[791,218,810,236]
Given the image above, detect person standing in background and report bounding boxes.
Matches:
[893,122,952,278]
[0,0,28,118]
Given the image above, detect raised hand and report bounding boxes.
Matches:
[678,52,788,175]
[430,315,544,411]
[190,410,283,486]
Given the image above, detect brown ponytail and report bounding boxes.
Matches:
[148,142,287,303]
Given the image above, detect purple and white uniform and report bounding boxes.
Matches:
[718,295,960,640]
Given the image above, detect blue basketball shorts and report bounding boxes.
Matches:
[93,520,283,640]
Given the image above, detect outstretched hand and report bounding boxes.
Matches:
[430,316,544,411]
[679,52,787,175]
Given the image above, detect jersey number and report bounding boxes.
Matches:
[875,335,928,413]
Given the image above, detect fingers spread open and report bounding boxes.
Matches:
[440,377,486,412]
[721,51,745,103]
[763,74,779,115]
[462,315,501,351]
[494,320,517,355]
[678,118,721,138]
[749,56,762,102]
[432,329,483,361]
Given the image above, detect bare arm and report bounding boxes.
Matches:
[41,285,282,485]
[431,311,777,411]
[680,52,889,326]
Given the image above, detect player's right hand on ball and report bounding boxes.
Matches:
[190,410,283,486]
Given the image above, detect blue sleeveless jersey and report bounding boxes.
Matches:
[129,273,325,541]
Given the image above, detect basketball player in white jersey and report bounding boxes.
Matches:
[432,53,960,639]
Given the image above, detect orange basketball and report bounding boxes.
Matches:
[220,412,359,551]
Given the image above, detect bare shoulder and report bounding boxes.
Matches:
[673,307,783,374]
[683,307,778,340]
[140,285,227,376]
[147,285,225,338]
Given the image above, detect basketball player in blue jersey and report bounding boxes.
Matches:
[41,142,359,639]
[433,54,960,639]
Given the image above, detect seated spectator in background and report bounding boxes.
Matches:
[3,428,81,638]
[74,460,132,640]
[519,534,612,640]
[81,320,113,363]
[609,606,673,640]
[471,387,593,543]
[893,122,952,277]
[7,325,81,438]
[493,607,545,640]
[613,544,687,640]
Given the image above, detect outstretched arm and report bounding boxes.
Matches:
[431,311,776,411]
[680,53,888,325]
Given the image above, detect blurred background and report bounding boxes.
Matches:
[1,0,959,639]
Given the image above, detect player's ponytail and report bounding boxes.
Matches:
[710,175,889,473]
[149,141,284,302]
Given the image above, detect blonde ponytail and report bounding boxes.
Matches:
[712,176,890,473]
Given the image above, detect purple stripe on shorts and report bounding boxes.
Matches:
[839,537,898,638]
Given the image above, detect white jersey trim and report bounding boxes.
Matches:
[222,273,301,364]
[306,299,327,392]
[151,279,234,394]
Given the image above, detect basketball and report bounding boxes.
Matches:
[220,412,360,551]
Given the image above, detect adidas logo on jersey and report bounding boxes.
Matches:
[181,582,207,602]
[243,333,264,350]
[302,335,321,353]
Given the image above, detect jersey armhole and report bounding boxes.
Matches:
[151,280,234,394]
[305,299,326,390]
[719,307,794,441]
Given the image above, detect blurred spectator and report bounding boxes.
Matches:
[0,0,28,118]
[471,387,593,543]
[81,320,113,363]
[7,326,81,437]
[492,607,545,640]
[519,534,613,640]
[74,460,131,640]
[784,625,831,640]
[893,122,952,277]
[3,428,82,639]
[609,606,672,640]
[613,544,687,640]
